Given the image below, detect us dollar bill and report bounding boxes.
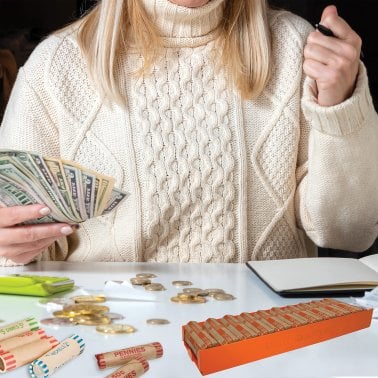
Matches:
[0,149,129,224]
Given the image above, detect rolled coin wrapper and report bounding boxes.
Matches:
[0,336,58,373]
[29,334,85,378]
[95,342,163,369]
[0,317,39,342]
[0,329,46,354]
[105,356,149,378]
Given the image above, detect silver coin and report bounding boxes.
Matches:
[172,280,193,287]
[105,312,125,320]
[40,317,77,327]
[213,293,236,301]
[146,318,170,325]
[144,283,166,291]
[136,273,157,278]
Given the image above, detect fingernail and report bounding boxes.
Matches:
[39,207,51,216]
[61,226,73,235]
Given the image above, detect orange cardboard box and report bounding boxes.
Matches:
[182,303,373,376]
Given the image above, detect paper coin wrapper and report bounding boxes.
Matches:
[182,298,373,375]
[106,356,149,378]
[0,329,46,354]
[95,342,163,369]
[0,317,39,342]
[0,336,58,373]
[29,334,85,378]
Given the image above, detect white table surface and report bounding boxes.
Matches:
[0,261,377,378]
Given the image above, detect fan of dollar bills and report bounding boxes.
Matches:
[0,149,129,224]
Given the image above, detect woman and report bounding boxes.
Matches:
[0,0,377,265]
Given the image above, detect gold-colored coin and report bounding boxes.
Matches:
[144,283,166,291]
[146,318,170,325]
[52,310,76,318]
[172,280,193,287]
[213,293,236,301]
[136,273,157,278]
[170,295,206,304]
[206,288,225,297]
[183,288,209,296]
[96,324,137,334]
[73,314,111,326]
[63,303,109,314]
[182,288,202,293]
[177,293,197,300]
[71,295,106,303]
[130,277,151,285]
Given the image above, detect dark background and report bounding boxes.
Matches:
[0,0,377,257]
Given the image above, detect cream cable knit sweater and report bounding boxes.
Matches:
[0,0,378,265]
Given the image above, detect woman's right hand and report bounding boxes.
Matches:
[0,204,76,264]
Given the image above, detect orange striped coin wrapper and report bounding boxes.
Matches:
[0,336,58,373]
[0,317,39,342]
[95,342,163,369]
[106,356,149,378]
[0,329,46,354]
[29,334,85,378]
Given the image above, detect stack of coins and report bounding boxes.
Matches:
[129,273,166,291]
[171,287,236,304]
[182,298,365,358]
[52,303,111,326]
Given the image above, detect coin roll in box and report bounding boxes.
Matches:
[182,298,373,375]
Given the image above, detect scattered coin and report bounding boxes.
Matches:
[183,288,209,296]
[172,280,193,287]
[40,318,77,327]
[96,324,137,334]
[213,293,236,301]
[105,280,123,284]
[144,283,166,291]
[182,288,202,293]
[146,318,170,325]
[105,312,125,320]
[130,277,152,285]
[170,295,206,304]
[136,273,157,278]
[206,288,225,297]
[71,295,106,303]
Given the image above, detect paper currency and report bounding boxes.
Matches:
[0,149,129,224]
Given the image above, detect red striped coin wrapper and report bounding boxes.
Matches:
[0,329,46,354]
[0,336,58,372]
[105,356,149,378]
[95,342,163,369]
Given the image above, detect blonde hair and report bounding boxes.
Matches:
[75,0,271,104]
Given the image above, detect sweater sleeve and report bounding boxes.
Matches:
[0,65,69,266]
[0,67,61,154]
[296,62,378,252]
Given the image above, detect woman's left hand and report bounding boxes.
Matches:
[303,5,362,106]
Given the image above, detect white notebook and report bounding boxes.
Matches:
[246,254,378,296]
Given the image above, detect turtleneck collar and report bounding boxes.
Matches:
[139,0,226,47]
